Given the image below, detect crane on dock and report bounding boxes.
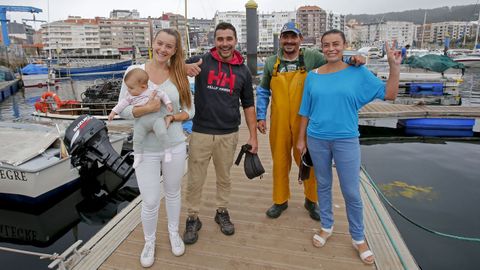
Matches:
[0,5,42,47]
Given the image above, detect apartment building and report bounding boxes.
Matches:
[296,6,326,45]
[110,9,140,19]
[188,18,214,48]
[41,17,100,55]
[7,22,34,45]
[430,21,472,44]
[151,19,170,35]
[327,12,345,32]
[416,23,433,48]
[355,21,416,48]
[98,18,150,53]
[162,13,188,46]
[214,11,247,49]
[258,11,296,48]
[385,21,416,46]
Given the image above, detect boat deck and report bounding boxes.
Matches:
[73,116,418,270]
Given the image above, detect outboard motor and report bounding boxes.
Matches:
[64,115,134,181]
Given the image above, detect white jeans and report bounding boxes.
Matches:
[135,142,187,242]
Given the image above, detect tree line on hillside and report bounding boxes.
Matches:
[346,4,478,24]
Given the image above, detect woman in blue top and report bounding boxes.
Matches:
[297,29,401,265]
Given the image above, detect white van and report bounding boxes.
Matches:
[358,47,383,58]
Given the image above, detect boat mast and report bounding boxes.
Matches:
[47,0,52,92]
[420,11,426,50]
[474,9,480,51]
[185,0,191,57]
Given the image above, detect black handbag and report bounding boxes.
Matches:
[298,149,313,182]
[235,144,265,179]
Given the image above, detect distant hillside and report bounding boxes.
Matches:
[346,4,478,24]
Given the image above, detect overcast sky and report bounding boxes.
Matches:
[2,0,478,29]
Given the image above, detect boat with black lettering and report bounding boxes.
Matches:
[0,115,134,205]
[0,183,139,248]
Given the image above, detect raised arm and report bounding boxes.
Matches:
[384,41,402,100]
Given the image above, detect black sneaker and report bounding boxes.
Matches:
[214,209,235,235]
[183,216,202,245]
[304,198,320,221]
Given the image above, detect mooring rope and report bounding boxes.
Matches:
[361,166,480,243]
[360,167,409,270]
[0,246,63,260]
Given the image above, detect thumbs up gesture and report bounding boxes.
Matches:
[186,58,203,77]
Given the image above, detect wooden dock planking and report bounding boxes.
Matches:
[78,113,420,270]
[360,102,480,119]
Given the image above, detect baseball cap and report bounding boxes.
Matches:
[280,22,301,36]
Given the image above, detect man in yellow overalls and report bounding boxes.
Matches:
[257,22,364,220]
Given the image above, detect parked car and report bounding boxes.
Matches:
[358,47,383,58]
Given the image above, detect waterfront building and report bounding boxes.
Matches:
[415,23,433,48]
[7,22,35,45]
[385,21,416,47]
[296,5,326,46]
[162,13,188,47]
[415,21,476,48]
[98,18,150,55]
[151,19,171,35]
[258,11,296,50]
[430,21,473,45]
[214,11,247,50]
[327,12,346,32]
[41,17,101,56]
[110,9,140,19]
[356,21,416,48]
[188,17,214,48]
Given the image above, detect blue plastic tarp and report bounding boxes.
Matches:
[21,64,48,75]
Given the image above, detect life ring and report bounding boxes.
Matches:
[34,92,63,112]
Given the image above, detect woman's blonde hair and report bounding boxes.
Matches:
[153,29,192,109]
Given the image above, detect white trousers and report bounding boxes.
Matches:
[135,142,187,242]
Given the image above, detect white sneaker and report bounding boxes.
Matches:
[169,232,185,256]
[133,153,143,169]
[140,241,155,268]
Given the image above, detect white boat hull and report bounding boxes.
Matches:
[0,130,124,204]
[32,111,122,121]
[453,58,480,68]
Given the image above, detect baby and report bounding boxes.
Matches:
[109,68,173,168]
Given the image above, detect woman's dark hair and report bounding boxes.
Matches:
[214,22,237,39]
[321,29,346,44]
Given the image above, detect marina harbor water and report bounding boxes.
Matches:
[0,62,479,269]
[361,137,480,270]
[3,0,480,268]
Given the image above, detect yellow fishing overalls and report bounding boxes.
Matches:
[269,54,317,204]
